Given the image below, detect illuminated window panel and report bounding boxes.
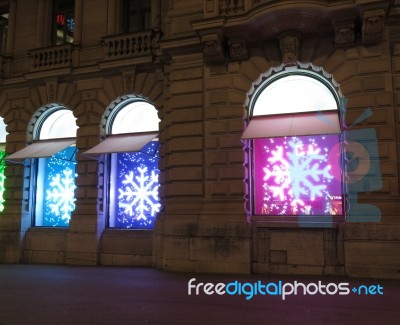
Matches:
[0,150,5,212]
[109,141,160,229]
[253,134,343,216]
[252,75,338,116]
[35,146,77,227]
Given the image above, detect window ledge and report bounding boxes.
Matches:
[26,227,69,234]
[102,228,154,238]
[251,216,344,228]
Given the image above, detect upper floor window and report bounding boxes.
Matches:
[7,106,78,227]
[53,0,74,45]
[85,97,160,229]
[0,10,8,55]
[243,70,344,217]
[122,0,151,33]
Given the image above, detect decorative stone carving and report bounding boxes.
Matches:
[334,21,355,48]
[202,34,225,63]
[278,32,300,65]
[122,70,135,94]
[228,38,248,61]
[362,9,385,45]
[46,79,57,103]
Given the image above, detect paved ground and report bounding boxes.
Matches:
[0,264,399,325]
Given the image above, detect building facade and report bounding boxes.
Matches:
[0,0,399,279]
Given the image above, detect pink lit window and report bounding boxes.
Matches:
[244,72,344,217]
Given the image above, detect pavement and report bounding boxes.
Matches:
[0,264,399,325]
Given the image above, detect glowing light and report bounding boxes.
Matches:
[36,146,77,226]
[46,167,77,221]
[254,135,343,216]
[111,141,160,229]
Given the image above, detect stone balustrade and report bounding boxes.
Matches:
[29,44,73,70]
[101,30,158,60]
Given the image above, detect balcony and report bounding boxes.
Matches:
[28,44,73,71]
[100,30,161,67]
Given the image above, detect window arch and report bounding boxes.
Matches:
[243,66,345,219]
[7,105,78,227]
[85,96,160,229]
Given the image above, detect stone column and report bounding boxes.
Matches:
[66,81,104,265]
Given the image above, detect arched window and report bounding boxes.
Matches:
[85,97,160,229]
[243,69,344,218]
[7,106,78,227]
[0,117,7,212]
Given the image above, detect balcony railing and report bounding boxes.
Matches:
[28,44,73,70]
[220,0,245,15]
[101,30,160,61]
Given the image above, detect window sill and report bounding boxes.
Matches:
[102,228,154,237]
[251,215,344,228]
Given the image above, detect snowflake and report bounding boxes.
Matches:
[286,139,332,200]
[46,167,77,221]
[257,136,339,215]
[118,166,160,221]
[67,17,74,32]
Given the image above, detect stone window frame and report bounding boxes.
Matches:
[95,94,161,229]
[20,103,78,227]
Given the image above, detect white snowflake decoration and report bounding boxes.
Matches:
[286,139,332,200]
[46,167,77,221]
[261,137,334,215]
[118,166,160,221]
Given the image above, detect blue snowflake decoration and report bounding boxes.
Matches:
[39,146,77,227]
[111,141,160,229]
[67,17,74,32]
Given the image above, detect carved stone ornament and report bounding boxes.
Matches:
[334,21,355,48]
[202,35,225,63]
[362,9,385,45]
[279,32,300,65]
[122,70,135,94]
[228,38,248,61]
[46,80,57,103]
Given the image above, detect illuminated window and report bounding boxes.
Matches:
[243,71,344,217]
[0,117,7,212]
[85,98,160,229]
[7,107,78,227]
[122,0,151,33]
[0,10,8,55]
[53,0,74,45]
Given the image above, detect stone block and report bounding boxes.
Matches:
[358,59,390,74]
[170,79,203,95]
[269,230,324,266]
[100,230,153,255]
[269,264,323,275]
[344,241,400,270]
[168,152,203,166]
[169,167,203,181]
[270,250,287,264]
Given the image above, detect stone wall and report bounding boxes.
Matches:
[0,0,399,279]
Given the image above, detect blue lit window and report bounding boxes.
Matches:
[7,107,78,227]
[85,98,160,229]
